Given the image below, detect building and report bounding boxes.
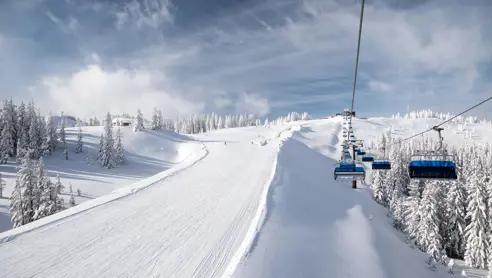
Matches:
[336,109,355,117]
[112,117,132,126]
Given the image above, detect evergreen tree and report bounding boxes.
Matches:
[418,181,446,264]
[10,153,37,228]
[0,173,5,198]
[63,144,68,160]
[69,184,76,207]
[114,126,125,166]
[55,172,64,194]
[133,109,144,132]
[464,173,488,268]
[33,157,52,220]
[45,112,57,155]
[75,124,83,153]
[101,113,114,168]
[151,107,159,130]
[0,123,13,163]
[446,180,467,259]
[97,133,104,161]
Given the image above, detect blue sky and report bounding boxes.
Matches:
[0,0,491,119]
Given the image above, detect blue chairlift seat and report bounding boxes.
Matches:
[361,156,374,162]
[357,151,366,155]
[334,161,365,180]
[372,161,391,170]
[408,160,457,180]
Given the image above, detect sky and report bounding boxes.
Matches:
[0,0,491,120]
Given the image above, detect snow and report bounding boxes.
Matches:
[0,126,198,232]
[0,125,287,277]
[1,116,491,277]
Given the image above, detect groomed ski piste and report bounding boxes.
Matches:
[0,116,489,277]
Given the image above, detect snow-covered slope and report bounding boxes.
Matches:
[1,116,490,277]
[0,126,200,233]
[0,125,293,278]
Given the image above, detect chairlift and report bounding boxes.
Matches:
[361,156,374,162]
[372,146,391,170]
[357,151,366,156]
[372,161,391,170]
[408,127,457,180]
[334,161,365,181]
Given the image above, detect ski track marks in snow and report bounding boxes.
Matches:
[0,126,289,278]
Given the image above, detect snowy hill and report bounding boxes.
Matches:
[0,126,202,232]
[0,115,490,277]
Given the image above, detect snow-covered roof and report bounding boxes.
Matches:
[112,117,132,123]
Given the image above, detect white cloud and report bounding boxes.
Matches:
[234,93,270,116]
[368,80,392,93]
[46,11,79,33]
[37,65,203,118]
[115,0,173,29]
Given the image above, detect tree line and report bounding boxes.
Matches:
[370,130,492,274]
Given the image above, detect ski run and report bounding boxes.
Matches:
[1,111,492,277]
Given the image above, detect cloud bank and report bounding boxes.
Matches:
[0,0,490,119]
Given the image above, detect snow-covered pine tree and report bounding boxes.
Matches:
[464,166,488,268]
[0,173,5,198]
[133,109,144,132]
[63,144,68,160]
[446,179,467,259]
[0,122,13,163]
[114,126,125,166]
[69,184,76,207]
[28,115,40,159]
[97,133,104,161]
[418,180,446,264]
[45,111,57,155]
[55,172,64,194]
[33,157,52,220]
[10,153,37,227]
[101,112,114,168]
[151,107,159,130]
[75,123,83,153]
[372,170,387,206]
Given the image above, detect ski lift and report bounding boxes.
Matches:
[408,127,457,180]
[372,146,391,170]
[372,161,391,170]
[334,161,365,181]
[361,156,374,162]
[357,151,366,156]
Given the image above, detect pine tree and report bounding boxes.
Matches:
[63,144,68,160]
[418,181,446,264]
[133,109,144,132]
[151,107,159,130]
[10,153,37,228]
[45,112,57,155]
[446,180,467,259]
[464,173,488,268]
[75,124,83,153]
[101,112,114,168]
[55,172,64,194]
[97,133,104,161]
[0,124,13,163]
[157,110,163,130]
[114,126,125,166]
[33,157,52,220]
[28,116,40,159]
[69,184,76,207]
[0,173,5,198]
[372,170,387,206]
